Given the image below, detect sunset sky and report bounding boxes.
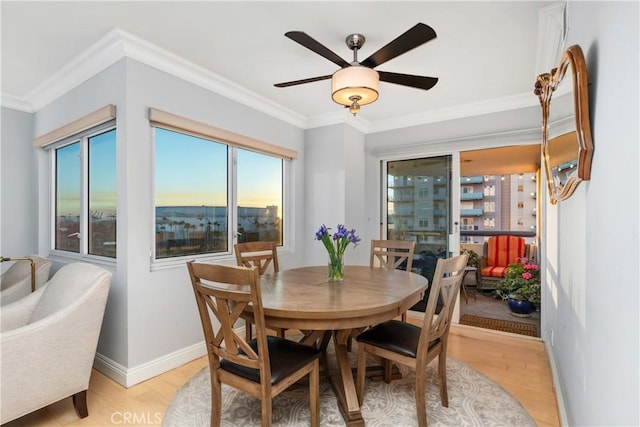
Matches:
[56,127,282,217]
[155,128,282,209]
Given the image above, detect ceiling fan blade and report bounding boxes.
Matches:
[285,31,351,68]
[378,71,438,91]
[274,75,332,88]
[360,23,437,68]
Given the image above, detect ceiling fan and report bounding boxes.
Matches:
[275,23,438,115]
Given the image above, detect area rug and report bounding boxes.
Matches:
[459,314,537,337]
[163,341,535,427]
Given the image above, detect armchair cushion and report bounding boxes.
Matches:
[482,265,508,278]
[30,263,105,323]
[481,235,526,278]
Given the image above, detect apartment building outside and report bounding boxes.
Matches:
[460,173,537,244]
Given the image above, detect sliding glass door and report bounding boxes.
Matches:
[384,155,458,312]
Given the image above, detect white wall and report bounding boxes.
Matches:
[33,60,128,366]
[543,2,639,425]
[0,108,36,261]
[343,125,368,266]
[303,124,368,266]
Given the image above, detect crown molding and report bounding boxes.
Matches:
[27,29,126,112]
[1,93,34,113]
[365,92,540,134]
[371,125,542,158]
[115,29,308,128]
[2,28,308,128]
[303,91,540,134]
[305,109,371,133]
[548,115,574,139]
[2,28,541,134]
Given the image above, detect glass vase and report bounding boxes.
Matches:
[328,253,345,281]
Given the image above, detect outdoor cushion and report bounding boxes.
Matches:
[484,235,526,278]
[481,265,508,278]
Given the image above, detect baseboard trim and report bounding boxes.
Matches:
[94,341,207,388]
[93,326,248,388]
[545,341,569,426]
[93,353,128,387]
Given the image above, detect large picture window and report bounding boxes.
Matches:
[154,128,285,260]
[54,126,117,258]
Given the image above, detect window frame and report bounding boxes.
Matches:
[150,125,291,268]
[47,120,117,263]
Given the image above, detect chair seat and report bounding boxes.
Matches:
[481,266,507,278]
[356,320,438,359]
[221,336,320,385]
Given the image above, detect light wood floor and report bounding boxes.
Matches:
[5,324,560,427]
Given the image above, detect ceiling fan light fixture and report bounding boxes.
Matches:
[331,66,379,112]
[348,95,361,116]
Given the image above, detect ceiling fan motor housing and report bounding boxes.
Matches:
[346,33,366,51]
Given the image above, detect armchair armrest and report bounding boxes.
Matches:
[0,285,46,332]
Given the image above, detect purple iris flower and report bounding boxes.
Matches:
[315,224,328,240]
[333,224,348,240]
[315,223,360,254]
[349,232,362,245]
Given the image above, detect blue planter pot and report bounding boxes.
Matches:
[508,298,535,317]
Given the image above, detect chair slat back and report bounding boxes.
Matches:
[187,262,268,372]
[370,240,416,271]
[234,241,279,276]
[419,254,468,349]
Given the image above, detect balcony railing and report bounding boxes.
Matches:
[460,208,483,217]
[460,229,536,239]
[460,192,484,200]
[460,176,484,184]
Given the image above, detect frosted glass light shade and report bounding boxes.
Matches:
[331,66,379,106]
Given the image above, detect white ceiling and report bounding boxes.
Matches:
[1,1,557,128]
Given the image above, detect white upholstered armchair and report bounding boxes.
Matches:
[0,262,112,424]
[1,255,52,306]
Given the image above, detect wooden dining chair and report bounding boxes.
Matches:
[355,253,468,427]
[186,261,321,427]
[370,239,416,321]
[234,241,284,340]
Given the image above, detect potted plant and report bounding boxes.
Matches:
[461,248,478,268]
[495,259,541,317]
[461,248,479,289]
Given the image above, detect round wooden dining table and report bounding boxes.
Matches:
[258,265,429,426]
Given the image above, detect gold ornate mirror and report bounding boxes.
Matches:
[535,44,593,204]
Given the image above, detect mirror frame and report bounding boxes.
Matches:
[535,44,593,204]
